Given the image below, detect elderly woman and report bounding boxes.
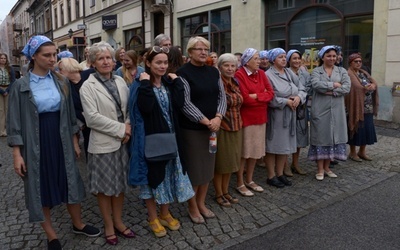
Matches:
[308,45,350,180]
[176,36,226,223]
[80,42,134,245]
[345,53,378,162]
[235,48,274,196]
[264,48,305,188]
[0,52,15,136]
[285,49,311,175]
[259,50,270,71]
[115,50,145,86]
[8,36,99,250]
[213,53,243,206]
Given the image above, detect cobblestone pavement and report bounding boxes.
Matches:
[1,125,399,250]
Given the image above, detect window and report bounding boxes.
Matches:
[180,8,231,55]
[45,9,51,32]
[90,0,95,7]
[279,0,295,10]
[316,0,329,3]
[67,0,71,22]
[60,3,64,26]
[54,7,58,29]
[125,27,143,53]
[76,0,80,18]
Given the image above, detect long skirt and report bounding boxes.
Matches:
[39,111,68,207]
[139,155,194,204]
[348,113,377,146]
[215,129,242,174]
[180,129,215,186]
[87,144,129,196]
[307,143,347,161]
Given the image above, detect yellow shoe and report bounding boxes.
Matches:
[159,213,180,231]
[148,218,167,237]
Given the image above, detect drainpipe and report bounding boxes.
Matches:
[141,0,145,48]
[170,0,173,45]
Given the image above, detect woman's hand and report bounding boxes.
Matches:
[249,93,257,100]
[122,123,131,144]
[208,117,221,132]
[13,147,26,177]
[73,134,81,159]
[139,72,150,81]
[333,82,342,88]
[287,98,296,111]
[168,73,178,80]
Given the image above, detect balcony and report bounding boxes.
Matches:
[13,23,23,32]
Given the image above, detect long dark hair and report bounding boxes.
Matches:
[167,46,183,74]
[0,53,12,79]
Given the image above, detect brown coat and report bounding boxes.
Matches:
[345,68,379,138]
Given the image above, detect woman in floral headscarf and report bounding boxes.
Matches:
[234,48,274,197]
[308,45,350,181]
[345,53,378,162]
[7,36,99,250]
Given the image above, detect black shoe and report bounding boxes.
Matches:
[330,160,339,165]
[47,239,62,250]
[266,176,285,188]
[73,225,101,237]
[277,175,292,186]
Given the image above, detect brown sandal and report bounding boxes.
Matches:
[215,195,231,207]
[223,193,239,204]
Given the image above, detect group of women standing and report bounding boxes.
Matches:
[6,34,379,249]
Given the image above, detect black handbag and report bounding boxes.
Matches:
[296,103,307,120]
[145,132,178,162]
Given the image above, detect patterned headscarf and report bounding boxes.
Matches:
[58,51,74,60]
[259,50,268,59]
[22,35,52,60]
[286,49,301,62]
[267,48,286,63]
[241,48,258,66]
[317,45,337,59]
[348,53,362,64]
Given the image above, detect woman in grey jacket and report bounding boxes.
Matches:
[308,45,350,181]
[7,36,99,250]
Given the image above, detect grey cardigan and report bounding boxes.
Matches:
[7,72,85,223]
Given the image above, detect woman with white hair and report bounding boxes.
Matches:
[80,42,134,245]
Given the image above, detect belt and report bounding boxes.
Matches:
[0,85,9,87]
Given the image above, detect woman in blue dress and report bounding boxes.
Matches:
[129,46,194,237]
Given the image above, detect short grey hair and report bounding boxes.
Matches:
[218,53,238,68]
[154,33,171,46]
[88,41,115,64]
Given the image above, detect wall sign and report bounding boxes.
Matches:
[102,15,117,30]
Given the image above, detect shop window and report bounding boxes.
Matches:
[180,8,231,55]
[125,27,143,54]
[316,0,330,3]
[279,0,295,10]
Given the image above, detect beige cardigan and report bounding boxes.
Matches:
[80,73,130,154]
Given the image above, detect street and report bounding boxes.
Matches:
[0,125,399,249]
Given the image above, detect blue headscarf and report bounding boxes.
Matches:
[317,45,337,59]
[241,48,258,66]
[267,48,286,63]
[286,49,301,62]
[259,50,268,59]
[58,51,74,60]
[22,35,52,61]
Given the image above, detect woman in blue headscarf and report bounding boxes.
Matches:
[308,45,350,181]
[7,36,100,249]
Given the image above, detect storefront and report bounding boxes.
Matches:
[266,0,374,69]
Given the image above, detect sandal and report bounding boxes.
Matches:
[244,181,264,192]
[148,218,167,238]
[159,213,180,231]
[223,193,239,204]
[236,185,254,197]
[215,195,231,207]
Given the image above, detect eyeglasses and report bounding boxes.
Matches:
[191,48,209,53]
[150,46,169,54]
[353,60,362,63]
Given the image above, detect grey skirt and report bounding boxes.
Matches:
[180,129,216,186]
[87,144,129,196]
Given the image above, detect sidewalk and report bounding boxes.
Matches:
[0,125,398,249]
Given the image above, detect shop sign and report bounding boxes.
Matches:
[300,36,325,46]
[102,15,117,30]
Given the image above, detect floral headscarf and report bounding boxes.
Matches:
[22,35,52,61]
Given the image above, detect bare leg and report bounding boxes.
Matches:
[291,148,306,174]
[145,198,158,221]
[196,183,210,214]
[316,159,324,175]
[275,154,288,176]
[349,145,357,158]
[213,173,223,197]
[265,153,276,179]
[244,158,256,184]
[41,207,57,241]
[358,145,367,157]
[97,193,115,238]
[67,203,85,229]
[236,158,246,188]
[221,173,231,195]
[160,204,170,217]
[323,159,332,172]
[111,193,130,233]
[188,186,201,217]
